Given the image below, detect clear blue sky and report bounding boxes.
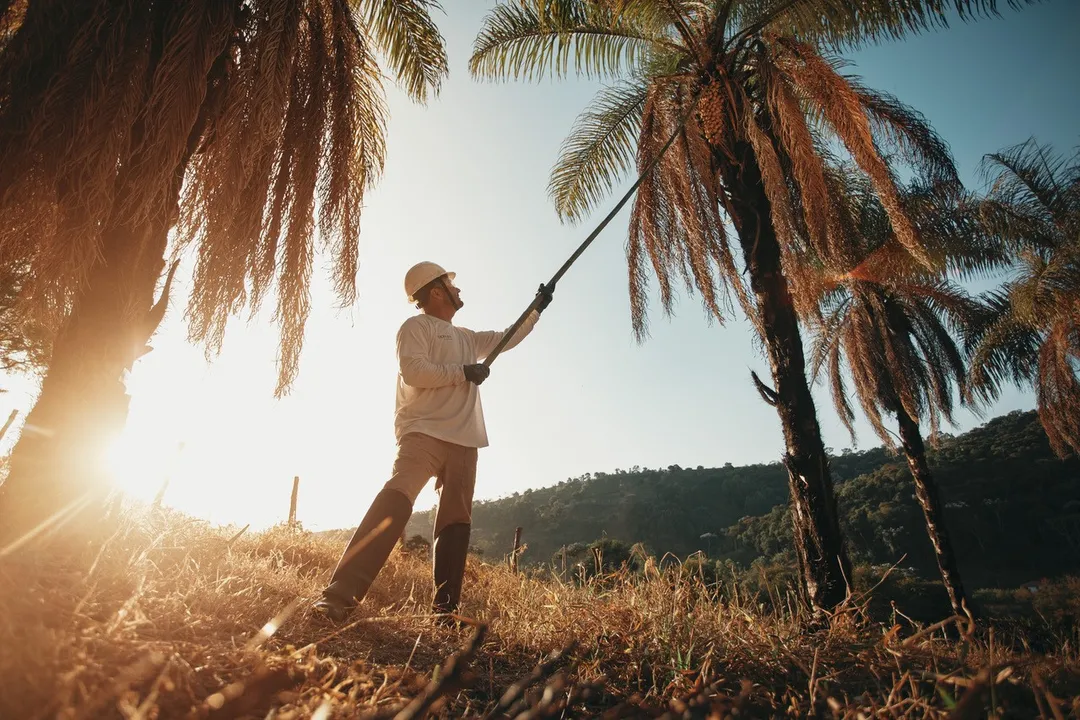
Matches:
[1,1,1076,531]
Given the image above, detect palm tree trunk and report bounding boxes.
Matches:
[718,140,852,613]
[0,11,235,543]
[894,406,969,617]
[0,253,160,535]
[0,151,189,540]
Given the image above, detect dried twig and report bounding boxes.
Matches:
[394,624,488,720]
[225,525,250,547]
[484,641,578,719]
[901,615,964,647]
[192,664,305,720]
[945,667,991,720]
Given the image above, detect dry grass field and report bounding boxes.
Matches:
[1,505,1078,719]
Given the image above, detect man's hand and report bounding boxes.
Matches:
[463,364,490,385]
[537,283,554,314]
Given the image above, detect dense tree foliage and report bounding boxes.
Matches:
[405,411,1080,591]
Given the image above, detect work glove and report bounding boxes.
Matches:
[536,283,554,314]
[463,363,490,385]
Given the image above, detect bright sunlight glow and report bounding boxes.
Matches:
[104,430,179,505]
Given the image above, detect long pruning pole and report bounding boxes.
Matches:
[482,94,703,368]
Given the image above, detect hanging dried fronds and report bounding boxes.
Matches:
[626,79,740,339]
[0,1,165,325]
[180,0,393,395]
[764,53,842,266]
[1035,322,1080,456]
[808,171,982,449]
[0,0,447,396]
[771,37,929,268]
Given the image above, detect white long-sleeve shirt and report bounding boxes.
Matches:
[393,311,540,448]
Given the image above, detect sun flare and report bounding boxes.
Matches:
[104,431,180,505]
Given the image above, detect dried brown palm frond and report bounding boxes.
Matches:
[0,0,447,396]
[1035,320,1080,455]
[769,38,927,266]
[807,171,983,447]
[0,1,214,324]
[627,79,745,339]
[761,50,842,267]
[0,260,51,374]
[179,0,389,393]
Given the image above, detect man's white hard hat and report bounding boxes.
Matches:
[404,261,455,303]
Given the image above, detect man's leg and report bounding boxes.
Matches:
[315,434,447,621]
[431,444,478,619]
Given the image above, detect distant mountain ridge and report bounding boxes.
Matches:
[375,411,1078,589]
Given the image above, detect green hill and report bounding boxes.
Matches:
[403,410,1080,590]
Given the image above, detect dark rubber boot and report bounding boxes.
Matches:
[316,489,413,620]
[432,523,471,620]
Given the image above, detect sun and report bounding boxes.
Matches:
[104,430,180,505]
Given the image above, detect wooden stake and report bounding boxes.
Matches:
[511,526,523,573]
[288,476,299,528]
[0,408,17,444]
[151,478,169,511]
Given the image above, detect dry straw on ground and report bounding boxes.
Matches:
[0,505,1077,718]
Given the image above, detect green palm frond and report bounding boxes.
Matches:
[470,0,674,82]
[906,184,1012,282]
[907,293,968,415]
[970,142,1080,452]
[979,139,1076,246]
[809,291,851,380]
[978,198,1060,252]
[738,0,1039,49]
[966,287,1043,394]
[360,0,448,103]
[550,79,649,221]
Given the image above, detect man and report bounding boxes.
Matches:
[314,261,552,623]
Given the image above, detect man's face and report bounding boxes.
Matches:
[436,276,463,311]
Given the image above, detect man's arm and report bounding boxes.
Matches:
[470,310,540,362]
[398,320,466,388]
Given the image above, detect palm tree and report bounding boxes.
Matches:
[968,140,1080,458]
[470,0,1028,612]
[0,0,448,539]
[809,175,995,617]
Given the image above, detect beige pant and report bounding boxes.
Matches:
[384,433,478,536]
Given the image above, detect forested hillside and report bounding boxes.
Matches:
[404,411,1080,590]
